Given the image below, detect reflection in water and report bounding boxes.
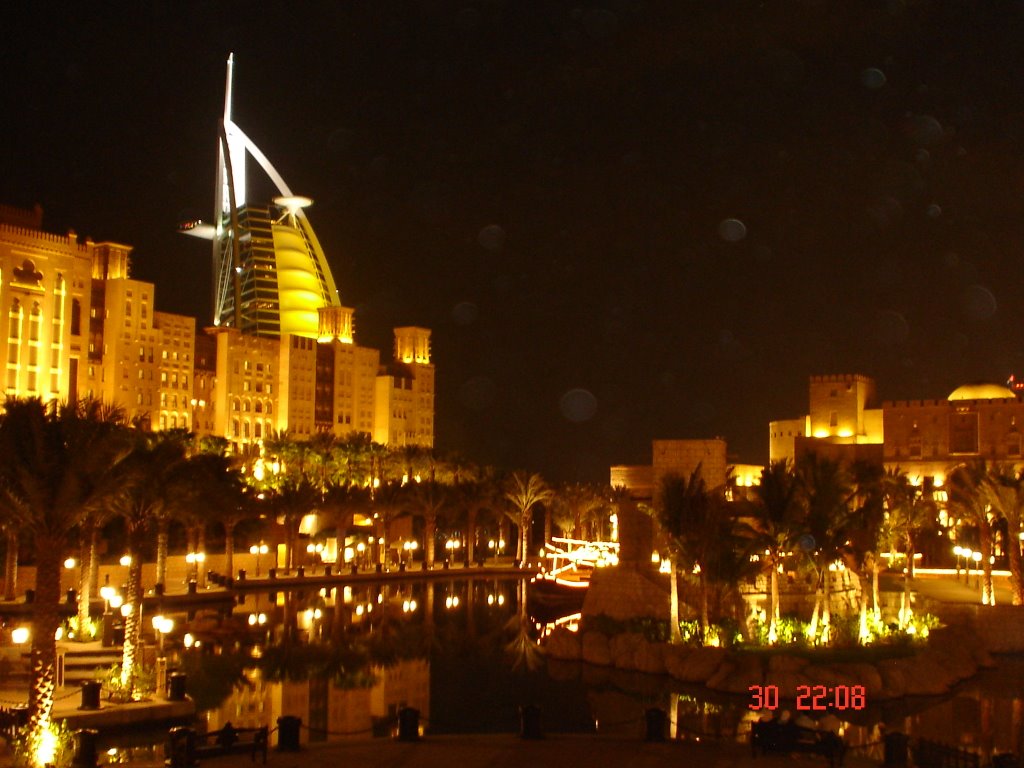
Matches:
[146,577,1023,759]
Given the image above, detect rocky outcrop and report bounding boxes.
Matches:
[544,620,989,702]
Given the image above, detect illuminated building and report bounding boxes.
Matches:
[180,54,341,339]
[0,204,90,403]
[771,374,1024,484]
[610,438,762,501]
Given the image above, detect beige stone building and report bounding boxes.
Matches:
[0,203,434,451]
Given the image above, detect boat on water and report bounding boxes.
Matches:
[528,537,620,619]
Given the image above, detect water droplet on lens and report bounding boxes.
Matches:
[559,389,597,423]
[926,203,942,219]
[798,534,816,552]
[478,224,505,251]
[861,67,887,89]
[962,285,997,321]
[718,218,747,242]
[451,301,478,326]
[874,310,909,346]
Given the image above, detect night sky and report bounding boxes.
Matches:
[5,1,1024,482]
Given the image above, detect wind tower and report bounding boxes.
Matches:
[182,54,341,338]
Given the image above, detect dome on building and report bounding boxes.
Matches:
[947,383,1018,402]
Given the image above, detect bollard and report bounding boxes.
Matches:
[167,672,187,701]
[237,568,246,581]
[277,715,301,752]
[71,728,99,768]
[399,562,406,572]
[297,565,304,577]
[166,727,197,768]
[79,680,101,710]
[24,589,34,604]
[376,563,383,574]
[519,705,543,740]
[644,708,666,742]
[187,579,197,595]
[351,564,359,575]
[154,582,165,596]
[884,731,909,768]
[268,568,277,580]
[324,565,332,577]
[397,707,420,741]
[66,588,77,605]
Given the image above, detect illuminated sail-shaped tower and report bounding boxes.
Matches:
[185,54,340,338]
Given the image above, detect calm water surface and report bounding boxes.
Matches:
[101,577,1024,763]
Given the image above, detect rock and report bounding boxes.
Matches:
[609,632,643,670]
[706,652,764,694]
[877,658,909,699]
[582,631,612,666]
[898,654,954,696]
[669,646,728,683]
[842,662,884,698]
[633,638,666,675]
[767,654,808,674]
[762,670,813,700]
[545,628,581,661]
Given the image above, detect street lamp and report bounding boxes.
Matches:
[185,551,206,584]
[249,543,269,576]
[151,615,174,656]
[972,551,982,588]
[953,546,963,580]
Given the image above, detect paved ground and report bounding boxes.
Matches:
[107,733,876,768]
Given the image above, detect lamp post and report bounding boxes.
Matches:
[953,546,963,581]
[972,551,982,589]
[185,551,206,585]
[249,543,269,576]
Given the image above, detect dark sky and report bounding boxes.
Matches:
[5,1,1024,482]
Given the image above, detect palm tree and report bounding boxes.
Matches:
[795,452,855,643]
[882,468,936,626]
[408,480,448,568]
[453,474,501,565]
[320,480,372,566]
[0,398,131,758]
[982,464,1024,606]
[269,478,321,571]
[948,461,997,605]
[553,483,607,540]
[748,460,804,644]
[504,472,554,564]
[654,468,720,642]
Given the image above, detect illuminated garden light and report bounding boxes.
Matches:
[119,555,132,567]
[12,627,29,644]
[63,557,76,569]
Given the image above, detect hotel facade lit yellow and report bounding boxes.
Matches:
[0,203,433,449]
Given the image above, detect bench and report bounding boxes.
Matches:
[165,723,268,767]
[751,720,846,768]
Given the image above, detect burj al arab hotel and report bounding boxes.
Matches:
[183,54,342,339]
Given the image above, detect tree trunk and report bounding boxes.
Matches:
[466,507,477,566]
[519,509,531,564]
[768,556,780,643]
[28,545,62,743]
[1006,517,1023,606]
[902,543,914,626]
[981,525,995,605]
[698,569,709,643]
[77,522,94,638]
[425,514,436,569]
[224,522,235,580]
[543,506,552,547]
[197,524,207,588]
[121,527,145,690]
[88,525,100,599]
[155,519,169,588]
[822,564,832,643]
[872,560,881,620]
[669,560,681,643]
[4,529,18,601]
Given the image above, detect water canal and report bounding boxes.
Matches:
[98,577,1024,764]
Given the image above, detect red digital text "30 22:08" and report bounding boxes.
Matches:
[748,684,867,711]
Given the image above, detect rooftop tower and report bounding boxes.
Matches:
[183,54,341,338]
